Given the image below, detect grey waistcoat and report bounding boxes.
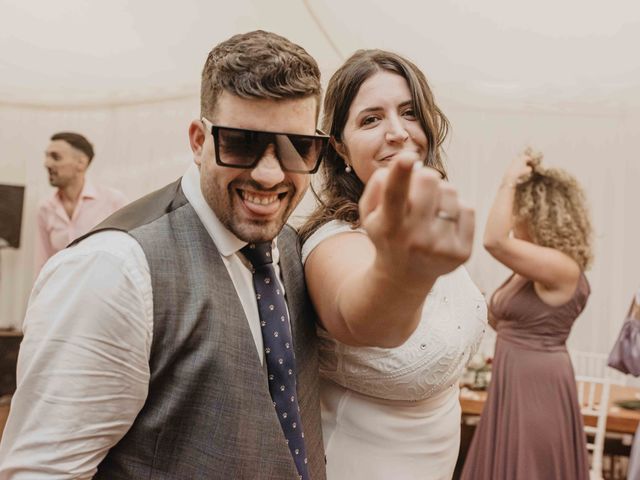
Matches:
[75,179,325,479]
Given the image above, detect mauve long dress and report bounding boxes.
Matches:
[461,273,591,480]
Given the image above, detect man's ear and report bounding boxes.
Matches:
[331,137,348,161]
[189,120,206,166]
[75,152,90,172]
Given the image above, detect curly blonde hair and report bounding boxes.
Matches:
[514,152,593,270]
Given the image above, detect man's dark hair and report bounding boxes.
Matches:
[51,132,95,164]
[200,30,322,120]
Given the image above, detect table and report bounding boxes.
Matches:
[460,384,640,435]
[0,396,9,440]
[0,330,22,337]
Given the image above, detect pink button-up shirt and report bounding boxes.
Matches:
[35,180,128,274]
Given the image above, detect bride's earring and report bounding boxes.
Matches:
[345,164,352,173]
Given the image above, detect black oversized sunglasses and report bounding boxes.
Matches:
[201,118,329,174]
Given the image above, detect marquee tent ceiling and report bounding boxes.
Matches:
[1,0,639,109]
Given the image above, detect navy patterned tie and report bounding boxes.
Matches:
[241,242,310,480]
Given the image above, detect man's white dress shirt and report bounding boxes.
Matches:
[0,163,287,479]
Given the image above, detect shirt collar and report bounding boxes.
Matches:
[180,162,279,259]
[52,177,98,203]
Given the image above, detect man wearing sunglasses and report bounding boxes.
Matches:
[0,31,327,479]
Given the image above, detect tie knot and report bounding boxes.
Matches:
[241,242,274,268]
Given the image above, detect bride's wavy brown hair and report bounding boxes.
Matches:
[514,150,594,270]
[298,49,449,243]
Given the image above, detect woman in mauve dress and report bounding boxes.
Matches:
[461,149,593,480]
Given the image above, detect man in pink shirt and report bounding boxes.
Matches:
[35,132,128,274]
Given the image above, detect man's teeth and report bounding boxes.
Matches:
[242,191,279,205]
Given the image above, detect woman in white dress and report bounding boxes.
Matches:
[299,49,487,479]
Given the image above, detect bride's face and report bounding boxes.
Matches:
[335,71,428,185]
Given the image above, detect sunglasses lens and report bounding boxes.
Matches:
[216,127,325,172]
[217,129,265,167]
[275,135,324,172]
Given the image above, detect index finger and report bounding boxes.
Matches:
[379,157,414,218]
[359,167,387,220]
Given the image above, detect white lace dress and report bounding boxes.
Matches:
[302,220,487,480]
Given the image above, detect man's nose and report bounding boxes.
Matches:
[250,144,286,188]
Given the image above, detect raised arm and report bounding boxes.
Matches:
[305,157,474,348]
[483,153,580,291]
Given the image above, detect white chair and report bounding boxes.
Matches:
[570,349,629,386]
[576,375,611,480]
